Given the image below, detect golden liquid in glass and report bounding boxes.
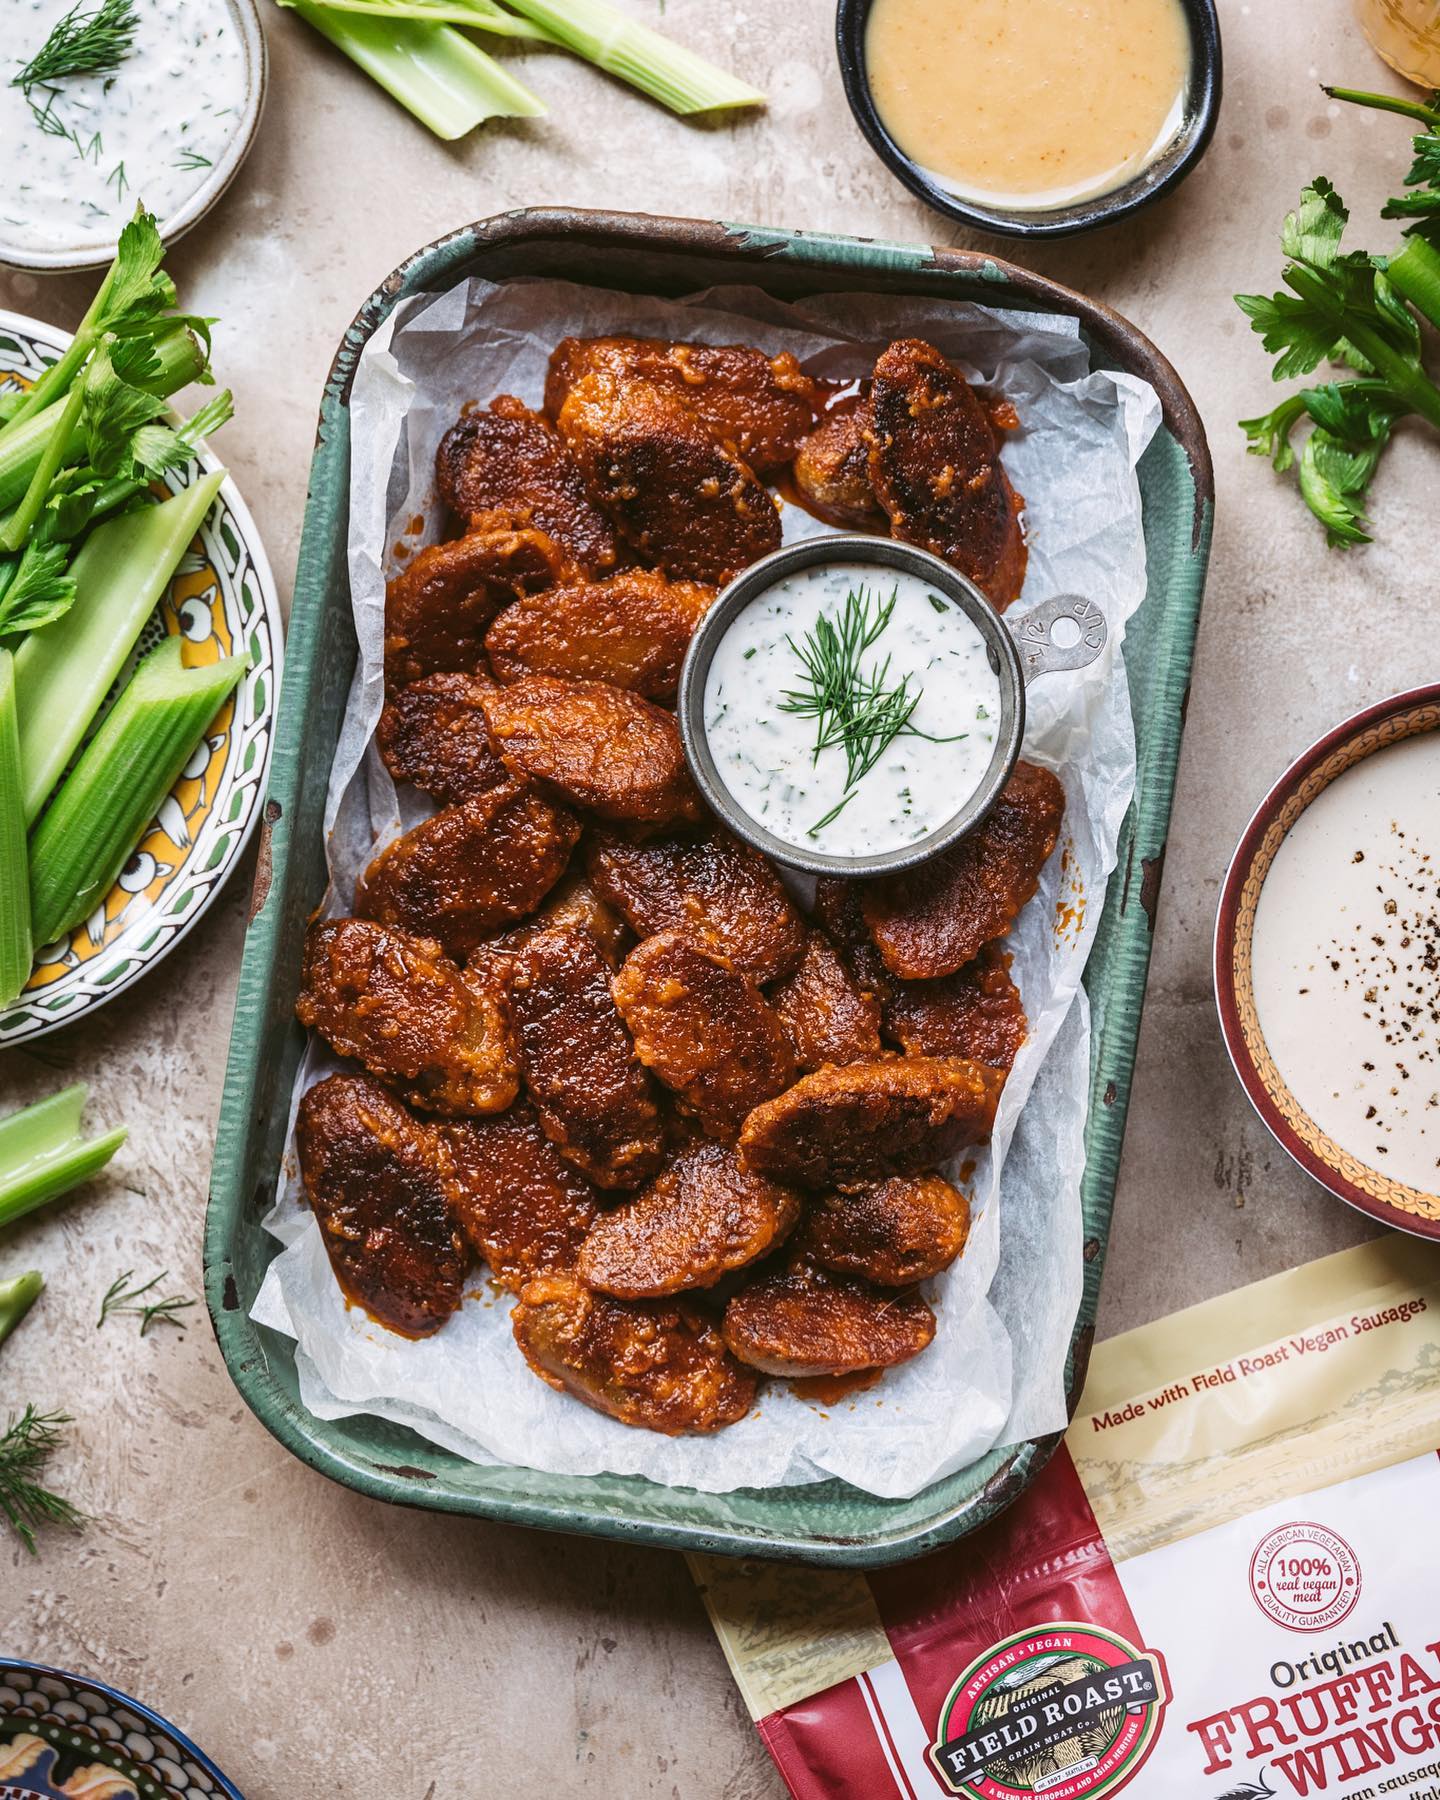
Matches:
[1353,0,1440,86]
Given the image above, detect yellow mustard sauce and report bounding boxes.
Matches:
[864,0,1192,211]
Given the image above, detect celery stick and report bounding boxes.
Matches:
[0,1272,43,1348]
[15,469,225,826]
[0,1084,87,1168]
[285,0,546,135]
[300,0,556,35]
[29,635,248,944]
[0,1128,128,1230]
[0,385,85,555]
[0,652,31,1005]
[498,0,763,112]
[0,1085,126,1231]
[0,326,207,513]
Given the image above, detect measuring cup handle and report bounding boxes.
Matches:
[1011,594,1108,685]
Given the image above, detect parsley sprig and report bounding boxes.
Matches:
[1236,86,1440,545]
[780,584,964,836]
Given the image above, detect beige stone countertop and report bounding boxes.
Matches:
[1,0,1434,1792]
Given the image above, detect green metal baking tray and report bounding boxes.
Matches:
[204,208,1213,1567]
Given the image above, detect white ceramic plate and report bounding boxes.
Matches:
[0,308,282,1045]
[0,0,267,274]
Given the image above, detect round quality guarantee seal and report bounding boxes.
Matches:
[1249,1521,1362,1633]
[927,1624,1170,1800]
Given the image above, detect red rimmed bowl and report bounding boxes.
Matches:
[1215,685,1440,1238]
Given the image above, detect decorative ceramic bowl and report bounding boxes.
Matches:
[0,310,281,1047]
[0,0,268,275]
[0,1661,243,1800]
[1215,686,1440,1238]
[834,0,1223,239]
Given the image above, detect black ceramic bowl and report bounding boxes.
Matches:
[835,0,1222,239]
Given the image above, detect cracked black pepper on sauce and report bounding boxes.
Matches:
[1250,731,1440,1193]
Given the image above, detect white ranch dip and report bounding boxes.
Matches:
[703,559,1002,858]
[1251,730,1440,1195]
[2,0,248,258]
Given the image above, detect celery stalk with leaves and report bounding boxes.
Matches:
[1237,86,1440,545]
[0,218,229,641]
[0,208,239,998]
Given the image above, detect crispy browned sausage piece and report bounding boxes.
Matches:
[480,674,701,826]
[738,1057,1002,1188]
[296,1074,468,1338]
[509,924,665,1191]
[545,336,818,471]
[791,396,885,529]
[722,1259,936,1376]
[861,761,1065,979]
[797,1175,971,1286]
[611,929,798,1139]
[435,396,620,576]
[486,569,713,701]
[587,825,806,984]
[384,519,562,684]
[512,1273,757,1433]
[557,369,781,584]
[504,867,633,967]
[883,944,1028,1071]
[578,1142,801,1298]
[296,918,518,1117]
[443,1102,600,1292]
[357,784,580,960]
[375,671,512,805]
[868,338,1027,610]
[768,928,884,1071]
[813,876,896,1006]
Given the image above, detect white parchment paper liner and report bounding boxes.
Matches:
[252,277,1161,1499]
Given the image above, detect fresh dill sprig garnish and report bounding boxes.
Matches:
[0,1406,85,1555]
[98,1268,196,1335]
[779,583,964,835]
[13,0,140,97]
[173,148,213,172]
[24,90,103,163]
[106,159,128,199]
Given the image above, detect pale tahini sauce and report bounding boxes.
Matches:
[1251,731,1440,1196]
[2,0,247,256]
[703,560,1002,859]
[864,0,1191,212]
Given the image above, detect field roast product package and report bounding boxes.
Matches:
[695,1235,1440,1799]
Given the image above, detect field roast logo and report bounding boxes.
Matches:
[928,1624,1170,1799]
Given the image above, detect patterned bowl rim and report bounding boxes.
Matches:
[1214,683,1440,1238]
[0,306,282,1045]
[0,1657,245,1799]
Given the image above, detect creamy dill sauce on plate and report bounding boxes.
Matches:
[2,0,248,257]
[703,560,1002,859]
[1251,732,1440,1195]
[864,0,1191,211]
